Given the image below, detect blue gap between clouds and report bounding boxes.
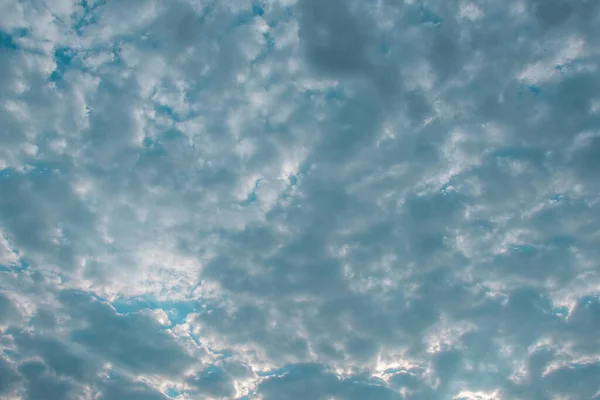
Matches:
[549,193,563,203]
[529,85,541,95]
[240,171,300,207]
[508,244,538,256]
[232,0,265,27]
[141,137,167,157]
[256,365,292,377]
[49,47,75,83]
[403,2,443,26]
[28,160,64,174]
[72,0,105,34]
[0,30,18,50]
[165,388,181,398]
[0,28,28,50]
[1,161,65,179]
[420,7,443,25]
[0,259,30,273]
[518,83,542,99]
[112,297,199,326]
[553,295,600,319]
[240,178,263,206]
[492,146,544,161]
[154,103,180,122]
[252,0,265,17]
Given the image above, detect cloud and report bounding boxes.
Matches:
[1,0,600,399]
[96,375,170,400]
[0,355,20,396]
[60,290,197,377]
[256,363,404,400]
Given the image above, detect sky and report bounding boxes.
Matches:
[0,0,600,399]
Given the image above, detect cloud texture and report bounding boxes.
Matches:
[1,0,600,399]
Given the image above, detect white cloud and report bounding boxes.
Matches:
[1,0,600,399]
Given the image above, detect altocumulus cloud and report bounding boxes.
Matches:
[1,0,600,399]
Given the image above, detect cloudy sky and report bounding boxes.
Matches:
[1,0,600,399]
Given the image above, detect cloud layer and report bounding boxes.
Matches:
[1,0,600,399]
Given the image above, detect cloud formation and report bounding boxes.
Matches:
[1,0,600,399]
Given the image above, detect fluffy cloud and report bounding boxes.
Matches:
[1,0,600,399]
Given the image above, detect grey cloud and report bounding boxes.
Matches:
[60,290,195,377]
[0,167,97,271]
[297,0,405,101]
[1,0,600,398]
[531,0,600,31]
[12,331,101,382]
[96,375,169,400]
[18,360,82,400]
[298,0,371,76]
[0,356,20,395]
[543,361,600,399]
[257,364,404,400]
[0,291,20,324]
[532,0,574,28]
[186,365,236,398]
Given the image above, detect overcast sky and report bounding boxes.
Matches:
[1,0,600,399]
